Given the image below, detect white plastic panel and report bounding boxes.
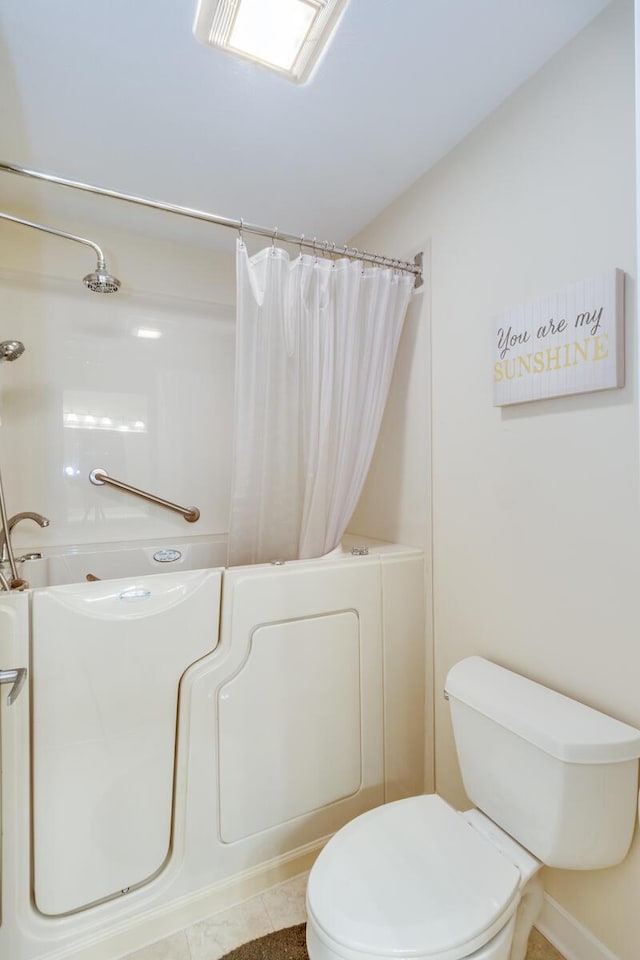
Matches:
[31,568,222,916]
[219,611,361,842]
[380,551,425,801]
[0,274,235,548]
[0,593,30,933]
[213,557,384,852]
[37,535,229,588]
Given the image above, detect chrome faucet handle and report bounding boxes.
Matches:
[0,511,50,563]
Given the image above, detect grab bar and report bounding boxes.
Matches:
[89,468,200,522]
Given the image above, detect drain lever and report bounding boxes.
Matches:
[0,667,27,705]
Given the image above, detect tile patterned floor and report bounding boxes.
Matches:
[119,872,564,960]
[526,928,565,960]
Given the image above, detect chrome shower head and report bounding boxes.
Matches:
[0,340,25,362]
[83,260,121,294]
[0,211,123,294]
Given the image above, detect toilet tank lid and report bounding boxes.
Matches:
[445,657,640,764]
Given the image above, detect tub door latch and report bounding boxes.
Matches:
[0,667,27,705]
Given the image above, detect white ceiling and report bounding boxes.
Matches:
[0,0,612,254]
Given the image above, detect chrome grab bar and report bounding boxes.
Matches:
[0,667,27,705]
[89,468,200,522]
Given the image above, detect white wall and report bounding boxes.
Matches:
[0,216,237,549]
[351,2,639,957]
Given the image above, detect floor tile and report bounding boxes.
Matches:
[119,930,191,960]
[117,879,566,960]
[527,928,565,960]
[186,895,274,960]
[261,872,309,929]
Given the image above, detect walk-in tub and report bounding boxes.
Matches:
[0,535,425,960]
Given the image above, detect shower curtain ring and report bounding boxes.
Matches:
[239,218,244,244]
[272,227,278,250]
[299,234,305,256]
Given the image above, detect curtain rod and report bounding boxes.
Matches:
[0,160,423,287]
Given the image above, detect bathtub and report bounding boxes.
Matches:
[11,533,229,588]
[0,535,425,960]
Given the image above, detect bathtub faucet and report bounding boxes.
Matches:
[0,511,50,563]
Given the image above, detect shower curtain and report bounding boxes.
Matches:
[227,239,413,566]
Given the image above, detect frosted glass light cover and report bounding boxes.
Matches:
[229,0,317,71]
[193,0,349,83]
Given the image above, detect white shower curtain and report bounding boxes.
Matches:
[227,239,413,566]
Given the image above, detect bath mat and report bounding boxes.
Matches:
[218,925,564,960]
[220,924,308,960]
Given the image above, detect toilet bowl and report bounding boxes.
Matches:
[306,795,541,960]
[306,657,640,960]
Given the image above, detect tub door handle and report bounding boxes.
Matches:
[0,667,27,705]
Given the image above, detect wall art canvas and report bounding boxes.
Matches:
[493,270,624,406]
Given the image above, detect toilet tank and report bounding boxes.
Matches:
[445,657,640,869]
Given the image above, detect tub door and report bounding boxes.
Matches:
[31,568,222,916]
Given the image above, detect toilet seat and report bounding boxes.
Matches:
[306,795,522,960]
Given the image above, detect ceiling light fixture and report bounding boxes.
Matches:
[135,327,163,339]
[193,0,350,83]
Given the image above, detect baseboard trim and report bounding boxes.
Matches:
[49,839,325,960]
[44,860,624,960]
[536,894,620,960]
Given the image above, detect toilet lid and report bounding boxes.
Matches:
[307,795,521,960]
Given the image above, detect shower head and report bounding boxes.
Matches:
[0,210,122,294]
[0,340,25,362]
[83,260,121,294]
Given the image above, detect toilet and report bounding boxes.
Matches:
[306,657,640,960]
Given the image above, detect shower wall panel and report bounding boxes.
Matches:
[0,268,235,549]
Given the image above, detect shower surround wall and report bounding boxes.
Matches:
[0,204,240,552]
[0,222,236,551]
